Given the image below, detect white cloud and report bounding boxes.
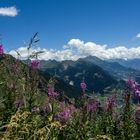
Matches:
[136,33,140,38]
[9,47,79,61]
[0,6,18,17]
[8,38,140,61]
[64,39,140,60]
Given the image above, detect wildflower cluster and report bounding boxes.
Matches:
[47,83,59,97]
[126,79,140,103]
[86,99,97,112]
[104,95,115,113]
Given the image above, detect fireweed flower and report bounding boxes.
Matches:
[80,80,87,93]
[134,90,140,97]
[87,99,97,112]
[0,44,4,56]
[125,79,140,103]
[31,60,40,70]
[135,106,140,125]
[126,79,137,90]
[60,102,75,111]
[56,107,71,123]
[48,91,58,97]
[126,79,139,94]
[104,96,115,113]
[47,84,59,97]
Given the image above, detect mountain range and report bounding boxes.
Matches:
[108,58,140,70]
[40,58,118,93]
[78,56,139,80]
[38,55,140,94]
[1,54,140,98]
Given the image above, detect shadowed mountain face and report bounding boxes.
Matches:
[38,56,139,87]
[39,58,119,93]
[80,56,139,80]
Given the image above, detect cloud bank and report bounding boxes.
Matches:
[0,6,18,17]
[9,39,140,61]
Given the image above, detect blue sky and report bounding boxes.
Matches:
[1,0,140,60]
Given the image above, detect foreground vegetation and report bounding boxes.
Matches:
[0,34,140,140]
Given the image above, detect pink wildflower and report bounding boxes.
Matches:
[87,99,97,112]
[80,80,87,93]
[56,108,71,123]
[47,84,59,97]
[31,60,40,70]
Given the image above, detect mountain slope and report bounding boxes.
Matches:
[108,58,140,70]
[0,54,81,98]
[40,59,118,93]
[81,56,139,79]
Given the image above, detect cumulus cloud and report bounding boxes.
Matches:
[64,39,140,60]
[8,38,140,61]
[0,6,18,17]
[136,33,140,38]
[9,47,79,61]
